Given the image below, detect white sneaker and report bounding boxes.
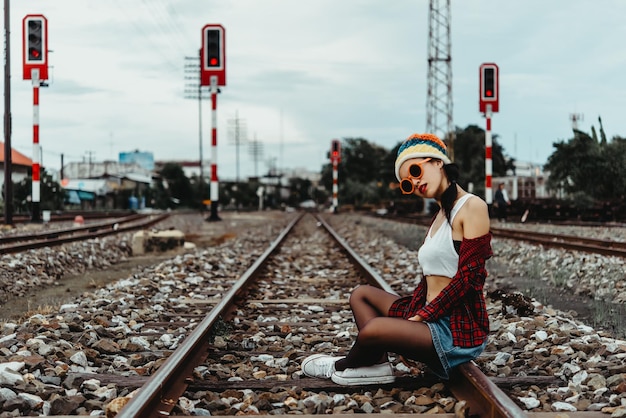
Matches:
[301,354,344,378]
[331,362,395,385]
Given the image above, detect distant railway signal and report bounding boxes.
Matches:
[200,23,226,221]
[200,24,226,86]
[479,63,498,113]
[330,140,341,213]
[479,62,499,206]
[27,19,43,60]
[482,68,494,97]
[22,14,49,80]
[205,29,221,67]
[330,139,341,163]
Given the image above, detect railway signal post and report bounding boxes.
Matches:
[200,24,226,221]
[22,14,49,223]
[479,63,499,206]
[330,139,341,213]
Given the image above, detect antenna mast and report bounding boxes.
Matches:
[570,113,583,131]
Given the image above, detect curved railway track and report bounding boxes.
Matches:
[0,213,169,254]
[116,213,525,417]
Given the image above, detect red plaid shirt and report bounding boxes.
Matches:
[388,233,492,347]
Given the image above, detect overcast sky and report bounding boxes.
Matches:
[8,1,626,180]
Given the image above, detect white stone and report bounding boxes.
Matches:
[492,352,512,366]
[19,392,43,408]
[552,401,577,412]
[81,379,102,391]
[518,397,540,409]
[70,351,89,367]
[59,303,79,312]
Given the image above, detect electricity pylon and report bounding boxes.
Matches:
[425,0,454,161]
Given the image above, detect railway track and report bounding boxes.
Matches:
[0,211,621,416]
[116,213,525,417]
[0,210,136,225]
[490,225,626,258]
[379,213,626,258]
[0,213,169,254]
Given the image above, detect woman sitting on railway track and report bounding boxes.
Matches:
[302,133,492,385]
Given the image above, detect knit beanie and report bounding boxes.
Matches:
[394,133,451,181]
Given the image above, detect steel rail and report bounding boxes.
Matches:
[0,210,137,224]
[0,214,145,244]
[117,214,303,417]
[378,213,626,258]
[491,226,626,257]
[317,214,526,418]
[0,213,170,254]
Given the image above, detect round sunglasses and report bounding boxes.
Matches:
[399,158,431,194]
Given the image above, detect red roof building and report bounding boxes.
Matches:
[0,142,33,167]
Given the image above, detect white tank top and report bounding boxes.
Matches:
[418,194,474,278]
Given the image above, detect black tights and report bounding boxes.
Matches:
[334,285,441,372]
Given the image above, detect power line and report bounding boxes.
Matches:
[108,0,186,74]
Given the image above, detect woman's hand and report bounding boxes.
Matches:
[408,315,423,322]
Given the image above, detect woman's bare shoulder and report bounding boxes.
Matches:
[458,194,490,236]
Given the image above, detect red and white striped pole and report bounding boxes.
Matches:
[31,69,42,222]
[332,159,338,213]
[485,104,493,205]
[207,75,221,221]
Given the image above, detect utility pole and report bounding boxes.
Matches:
[85,150,94,178]
[228,110,247,182]
[425,0,454,161]
[227,110,247,209]
[184,52,210,211]
[3,0,12,225]
[248,135,264,178]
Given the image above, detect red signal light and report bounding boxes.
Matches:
[479,63,499,113]
[205,28,221,68]
[330,140,341,162]
[200,24,226,87]
[26,18,44,62]
[482,67,495,100]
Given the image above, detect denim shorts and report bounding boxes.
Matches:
[425,316,487,380]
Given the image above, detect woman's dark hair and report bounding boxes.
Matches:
[440,163,459,223]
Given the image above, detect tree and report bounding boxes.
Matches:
[286,177,313,207]
[318,129,514,208]
[320,137,395,207]
[12,169,65,213]
[545,127,626,201]
[156,163,194,209]
[451,125,513,197]
[545,131,603,199]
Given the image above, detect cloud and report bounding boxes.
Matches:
[8,0,626,181]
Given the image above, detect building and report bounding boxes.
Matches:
[493,160,550,200]
[0,142,34,200]
[119,150,155,171]
[61,161,154,209]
